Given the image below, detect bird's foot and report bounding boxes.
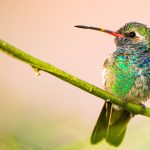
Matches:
[139,103,146,113]
[123,98,128,106]
[131,103,146,116]
[130,113,135,117]
[119,99,128,109]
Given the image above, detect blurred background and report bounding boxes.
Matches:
[0,0,150,149]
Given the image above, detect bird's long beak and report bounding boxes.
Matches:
[75,25,123,38]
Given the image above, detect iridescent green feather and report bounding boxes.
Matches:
[111,55,135,97]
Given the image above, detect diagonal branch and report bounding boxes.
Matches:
[0,39,150,117]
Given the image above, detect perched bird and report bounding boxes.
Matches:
[75,22,150,146]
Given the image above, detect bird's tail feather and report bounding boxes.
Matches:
[91,102,131,147]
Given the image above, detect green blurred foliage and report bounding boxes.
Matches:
[0,115,150,150]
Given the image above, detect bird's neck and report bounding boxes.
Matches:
[114,42,149,57]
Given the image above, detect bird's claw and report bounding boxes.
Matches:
[122,99,128,106]
[139,103,146,113]
[119,99,128,109]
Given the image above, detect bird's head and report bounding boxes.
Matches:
[115,22,150,47]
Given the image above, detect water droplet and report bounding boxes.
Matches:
[32,66,41,78]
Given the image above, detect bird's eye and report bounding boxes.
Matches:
[129,32,136,38]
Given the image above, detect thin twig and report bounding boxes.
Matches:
[0,39,150,117]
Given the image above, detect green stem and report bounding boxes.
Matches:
[0,39,150,117]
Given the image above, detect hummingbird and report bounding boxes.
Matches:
[75,22,150,146]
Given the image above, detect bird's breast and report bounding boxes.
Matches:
[104,53,150,103]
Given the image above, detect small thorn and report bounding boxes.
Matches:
[32,66,41,78]
[89,87,93,92]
